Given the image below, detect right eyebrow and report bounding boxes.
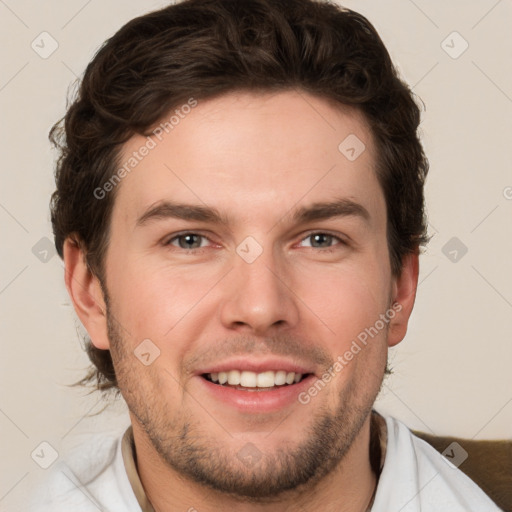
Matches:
[136,200,230,228]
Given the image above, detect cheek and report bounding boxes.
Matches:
[108,259,220,342]
[291,258,391,402]
[291,259,391,343]
[306,268,390,406]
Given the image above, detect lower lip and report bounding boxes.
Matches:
[197,374,317,413]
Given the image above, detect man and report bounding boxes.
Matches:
[30,0,502,510]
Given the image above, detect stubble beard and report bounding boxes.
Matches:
[106,310,386,502]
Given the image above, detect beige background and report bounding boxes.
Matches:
[1,0,511,509]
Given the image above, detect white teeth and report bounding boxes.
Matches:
[240,371,257,387]
[256,371,275,388]
[207,370,304,388]
[274,370,287,385]
[227,370,241,385]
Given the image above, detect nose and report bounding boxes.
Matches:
[219,246,300,335]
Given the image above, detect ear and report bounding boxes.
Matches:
[63,237,110,350]
[387,251,419,347]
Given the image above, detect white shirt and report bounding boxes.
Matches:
[372,416,502,511]
[27,414,503,511]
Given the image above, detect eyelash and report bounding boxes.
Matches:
[163,231,347,253]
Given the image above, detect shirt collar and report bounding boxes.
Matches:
[121,426,156,512]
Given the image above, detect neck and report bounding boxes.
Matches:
[132,413,378,512]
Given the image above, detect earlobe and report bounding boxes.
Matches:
[387,251,419,347]
[63,237,110,350]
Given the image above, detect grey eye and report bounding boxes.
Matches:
[309,233,334,248]
[174,234,204,249]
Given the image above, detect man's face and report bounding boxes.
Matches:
[100,91,399,498]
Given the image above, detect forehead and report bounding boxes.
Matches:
[112,90,384,229]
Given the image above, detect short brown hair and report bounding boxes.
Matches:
[50,0,429,393]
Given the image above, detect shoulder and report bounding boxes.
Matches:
[26,430,140,512]
[372,413,503,512]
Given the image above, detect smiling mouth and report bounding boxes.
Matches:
[202,370,311,391]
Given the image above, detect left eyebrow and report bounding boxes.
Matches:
[290,198,371,225]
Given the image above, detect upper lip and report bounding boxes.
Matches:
[195,357,315,376]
